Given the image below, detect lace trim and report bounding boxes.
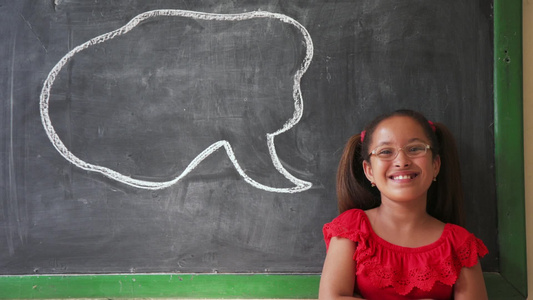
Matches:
[356,233,488,296]
[323,222,368,250]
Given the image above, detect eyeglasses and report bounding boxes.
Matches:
[369,142,431,161]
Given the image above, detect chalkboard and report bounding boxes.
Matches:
[0,0,497,277]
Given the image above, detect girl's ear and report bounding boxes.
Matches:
[433,155,441,178]
[362,160,374,183]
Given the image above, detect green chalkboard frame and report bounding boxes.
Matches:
[490,0,528,299]
[0,0,526,299]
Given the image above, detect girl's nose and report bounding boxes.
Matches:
[393,150,411,167]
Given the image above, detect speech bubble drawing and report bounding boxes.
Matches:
[40,9,313,193]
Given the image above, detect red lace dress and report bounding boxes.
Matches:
[323,209,488,300]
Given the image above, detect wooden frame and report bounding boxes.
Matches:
[0,0,527,298]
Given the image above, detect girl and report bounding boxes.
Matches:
[319,110,488,300]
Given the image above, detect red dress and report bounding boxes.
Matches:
[323,209,488,300]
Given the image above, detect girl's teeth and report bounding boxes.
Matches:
[393,175,412,180]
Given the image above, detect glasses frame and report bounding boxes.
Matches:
[369,142,431,161]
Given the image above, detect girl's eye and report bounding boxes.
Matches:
[407,144,426,153]
[377,148,394,156]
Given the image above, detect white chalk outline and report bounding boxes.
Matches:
[40,9,313,193]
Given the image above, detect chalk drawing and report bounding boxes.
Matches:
[40,9,313,193]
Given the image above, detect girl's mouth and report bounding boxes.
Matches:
[390,173,418,180]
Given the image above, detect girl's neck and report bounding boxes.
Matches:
[368,201,443,248]
[374,200,431,229]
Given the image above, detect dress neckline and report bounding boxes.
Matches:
[360,209,450,253]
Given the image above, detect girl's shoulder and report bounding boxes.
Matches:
[329,208,367,224]
[324,208,369,229]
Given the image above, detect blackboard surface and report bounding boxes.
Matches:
[0,0,496,275]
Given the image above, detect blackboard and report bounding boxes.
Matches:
[0,0,498,280]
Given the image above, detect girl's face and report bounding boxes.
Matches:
[362,116,441,205]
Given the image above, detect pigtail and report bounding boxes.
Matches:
[426,122,465,226]
[336,134,380,214]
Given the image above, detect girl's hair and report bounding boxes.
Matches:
[336,109,465,226]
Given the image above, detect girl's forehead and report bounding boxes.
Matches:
[372,116,427,143]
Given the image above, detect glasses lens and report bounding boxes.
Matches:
[404,143,428,158]
[373,143,428,160]
[373,146,396,160]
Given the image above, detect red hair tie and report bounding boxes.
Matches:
[360,120,436,143]
[428,120,437,132]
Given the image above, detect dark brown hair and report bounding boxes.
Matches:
[336,109,465,226]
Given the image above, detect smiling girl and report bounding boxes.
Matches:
[319,109,488,300]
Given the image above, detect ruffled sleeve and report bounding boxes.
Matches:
[322,209,370,251]
[447,224,489,268]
